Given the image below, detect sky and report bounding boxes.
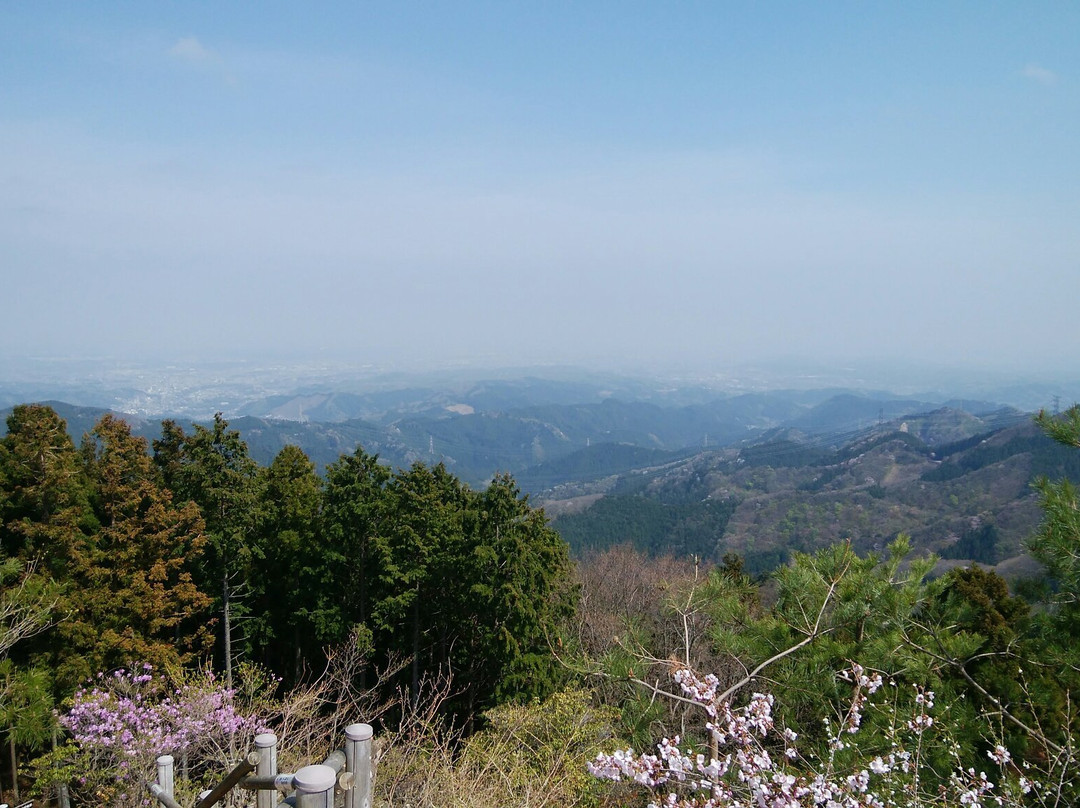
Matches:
[1,2,1078,375]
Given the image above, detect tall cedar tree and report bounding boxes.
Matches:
[153,414,259,686]
[0,405,92,577]
[463,474,575,711]
[372,462,469,706]
[75,415,212,677]
[0,407,211,691]
[0,405,95,693]
[249,444,322,681]
[318,447,391,648]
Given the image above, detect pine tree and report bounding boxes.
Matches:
[1029,405,1080,634]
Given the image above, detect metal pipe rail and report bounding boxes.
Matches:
[148,723,374,808]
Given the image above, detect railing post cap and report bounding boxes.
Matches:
[294,763,337,792]
[157,754,174,764]
[255,732,278,747]
[345,723,373,741]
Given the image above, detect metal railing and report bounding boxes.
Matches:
[148,723,374,808]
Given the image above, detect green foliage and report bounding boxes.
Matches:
[933,565,1028,649]
[674,538,1023,767]
[3,398,1080,803]
[153,414,260,677]
[27,742,81,804]
[0,661,54,748]
[1035,405,1080,448]
[348,465,576,718]
[940,522,1001,564]
[1028,406,1080,635]
[460,688,620,808]
[554,491,738,560]
[379,686,620,808]
[248,444,323,681]
[0,403,577,792]
[322,452,577,721]
[579,522,1077,788]
[467,475,576,706]
[0,404,94,579]
[317,447,391,644]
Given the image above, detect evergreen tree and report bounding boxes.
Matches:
[321,455,575,722]
[0,662,53,799]
[1,408,213,691]
[153,414,259,686]
[318,447,391,645]
[250,444,322,681]
[1029,405,1080,634]
[70,415,212,678]
[462,474,575,711]
[373,462,468,704]
[0,405,92,576]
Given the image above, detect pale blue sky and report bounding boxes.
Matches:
[2,3,1077,372]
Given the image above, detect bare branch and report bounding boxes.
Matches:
[902,632,1065,757]
[0,558,59,659]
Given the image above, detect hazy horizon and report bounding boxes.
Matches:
[3,5,1078,373]
[3,352,1078,417]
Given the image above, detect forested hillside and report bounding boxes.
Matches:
[550,411,1074,577]
[4,402,1080,807]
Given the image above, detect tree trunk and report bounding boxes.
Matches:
[359,541,368,691]
[224,574,233,690]
[411,596,420,709]
[54,727,72,808]
[9,732,19,802]
[294,625,301,683]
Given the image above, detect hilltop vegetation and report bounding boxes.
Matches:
[2,402,1080,805]
[0,404,573,801]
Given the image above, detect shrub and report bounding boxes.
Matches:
[588,664,1061,808]
[33,665,266,807]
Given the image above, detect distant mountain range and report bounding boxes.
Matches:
[1,389,1029,489]
[2,385,1070,579]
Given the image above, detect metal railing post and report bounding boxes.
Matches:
[255,733,278,808]
[344,723,374,808]
[293,764,336,808]
[156,755,175,798]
